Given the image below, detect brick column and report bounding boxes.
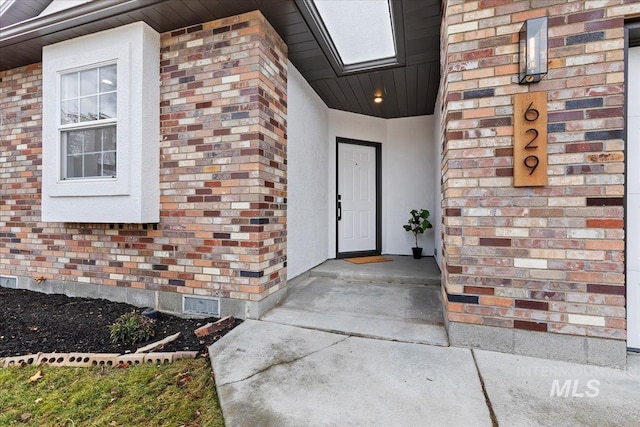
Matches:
[160,11,288,317]
[439,0,639,367]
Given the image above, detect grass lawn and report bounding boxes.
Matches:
[0,358,224,427]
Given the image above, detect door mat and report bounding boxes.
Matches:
[344,256,393,264]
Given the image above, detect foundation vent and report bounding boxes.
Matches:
[0,275,17,289]
[182,295,220,317]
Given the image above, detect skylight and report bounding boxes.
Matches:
[311,0,397,66]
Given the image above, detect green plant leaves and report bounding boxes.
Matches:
[109,311,156,345]
[403,209,433,247]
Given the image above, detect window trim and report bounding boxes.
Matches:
[44,42,131,197]
[42,21,159,223]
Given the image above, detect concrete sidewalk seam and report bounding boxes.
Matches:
[472,349,499,427]
[217,334,351,387]
[259,319,449,347]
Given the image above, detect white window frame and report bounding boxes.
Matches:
[45,43,131,198]
[42,22,159,223]
[59,62,118,181]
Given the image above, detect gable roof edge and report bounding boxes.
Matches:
[0,0,167,48]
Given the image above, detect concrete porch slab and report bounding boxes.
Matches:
[474,349,640,427]
[210,320,491,427]
[261,276,448,346]
[310,255,441,285]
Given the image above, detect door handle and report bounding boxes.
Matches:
[337,195,342,221]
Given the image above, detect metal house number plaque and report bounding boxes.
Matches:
[513,91,548,187]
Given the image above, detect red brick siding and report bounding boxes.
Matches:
[0,11,287,303]
[440,0,639,340]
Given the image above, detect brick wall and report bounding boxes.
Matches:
[0,11,287,316]
[440,0,639,360]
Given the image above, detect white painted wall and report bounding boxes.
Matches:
[433,89,443,268]
[385,116,435,256]
[327,109,435,257]
[287,62,330,279]
[627,46,640,349]
[287,63,437,272]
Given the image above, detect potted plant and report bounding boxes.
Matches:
[403,209,432,259]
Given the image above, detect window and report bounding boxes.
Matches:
[60,64,117,179]
[42,22,160,223]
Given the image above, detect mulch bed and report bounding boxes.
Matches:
[0,287,241,358]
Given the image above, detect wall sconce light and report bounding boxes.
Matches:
[373,96,383,104]
[518,16,548,84]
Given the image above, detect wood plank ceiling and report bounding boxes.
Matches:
[0,0,441,118]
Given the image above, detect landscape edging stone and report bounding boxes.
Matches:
[2,351,198,368]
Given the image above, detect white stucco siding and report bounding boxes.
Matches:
[627,46,640,349]
[327,109,435,257]
[41,22,159,223]
[433,90,443,268]
[287,65,437,265]
[384,116,436,256]
[286,62,330,279]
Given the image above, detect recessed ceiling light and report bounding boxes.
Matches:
[374,96,383,104]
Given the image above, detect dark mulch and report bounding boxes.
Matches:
[0,287,241,358]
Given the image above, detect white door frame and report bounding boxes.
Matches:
[336,137,382,258]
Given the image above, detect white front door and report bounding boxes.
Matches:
[628,46,640,350]
[337,141,378,255]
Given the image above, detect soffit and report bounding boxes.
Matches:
[0,0,440,118]
[0,0,52,28]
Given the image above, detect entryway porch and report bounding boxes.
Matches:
[261,255,447,346]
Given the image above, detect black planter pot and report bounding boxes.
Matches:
[412,247,423,259]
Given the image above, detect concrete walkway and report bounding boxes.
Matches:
[209,320,640,427]
[261,256,448,345]
[209,257,640,426]
[261,276,448,346]
[310,256,441,285]
[210,320,491,426]
[210,321,640,427]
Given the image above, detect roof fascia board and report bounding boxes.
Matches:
[0,0,169,47]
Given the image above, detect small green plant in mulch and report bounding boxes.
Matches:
[0,358,225,427]
[109,311,156,345]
